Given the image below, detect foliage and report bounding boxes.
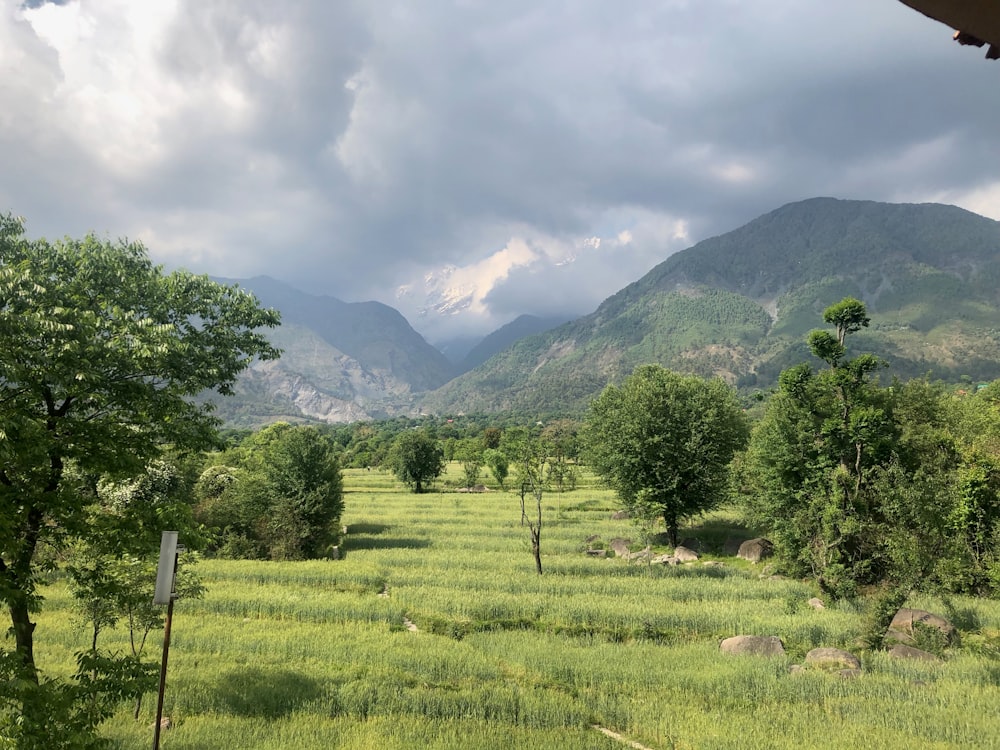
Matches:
[387,429,445,493]
[196,423,344,560]
[740,298,1000,599]
[0,215,278,744]
[584,365,749,544]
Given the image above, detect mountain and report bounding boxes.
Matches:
[205,277,455,425]
[458,315,569,372]
[421,198,1000,414]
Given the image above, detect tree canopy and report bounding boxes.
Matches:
[388,429,445,493]
[0,215,279,735]
[584,364,749,544]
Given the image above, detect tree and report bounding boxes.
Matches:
[483,448,509,490]
[0,216,279,737]
[195,424,344,560]
[584,365,749,545]
[388,429,445,493]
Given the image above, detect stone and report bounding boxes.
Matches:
[586,549,607,557]
[609,538,632,557]
[702,560,724,568]
[651,554,678,565]
[885,608,957,646]
[808,597,825,610]
[887,644,942,662]
[805,647,861,671]
[719,635,785,657]
[673,545,700,562]
[737,537,774,563]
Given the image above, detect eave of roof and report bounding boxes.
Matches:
[899,0,1000,57]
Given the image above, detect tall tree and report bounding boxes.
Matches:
[0,215,279,734]
[388,429,444,493]
[584,365,749,545]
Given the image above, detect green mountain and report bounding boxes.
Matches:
[421,198,1000,414]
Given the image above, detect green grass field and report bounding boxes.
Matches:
[31,466,1000,749]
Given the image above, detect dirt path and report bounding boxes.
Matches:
[592,725,658,750]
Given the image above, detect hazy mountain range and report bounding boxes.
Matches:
[208,197,1000,425]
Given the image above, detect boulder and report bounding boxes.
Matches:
[887,644,942,662]
[737,538,774,563]
[808,597,825,610]
[702,560,724,568]
[673,545,699,562]
[885,608,957,647]
[678,537,702,552]
[719,635,785,657]
[652,554,678,565]
[805,647,861,671]
[609,538,632,557]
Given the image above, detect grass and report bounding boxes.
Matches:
[25,466,1000,749]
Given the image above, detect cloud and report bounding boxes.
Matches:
[2,0,999,341]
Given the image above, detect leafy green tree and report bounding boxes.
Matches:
[483,448,509,490]
[584,365,749,545]
[195,424,344,560]
[388,429,445,493]
[0,215,279,738]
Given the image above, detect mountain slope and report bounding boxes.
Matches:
[207,277,454,425]
[421,198,1000,414]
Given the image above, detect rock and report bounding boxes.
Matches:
[678,537,702,552]
[703,560,724,568]
[805,647,861,671]
[885,608,957,646]
[887,644,942,662]
[673,545,699,562]
[609,538,632,557]
[651,554,678,565]
[585,549,607,557]
[627,546,651,562]
[737,538,774,563]
[808,597,825,610]
[719,635,785,657]
[611,510,631,520]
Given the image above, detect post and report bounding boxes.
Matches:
[152,531,179,750]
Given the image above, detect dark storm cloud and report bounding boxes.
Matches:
[3,0,999,337]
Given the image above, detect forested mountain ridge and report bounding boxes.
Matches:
[421,198,1000,414]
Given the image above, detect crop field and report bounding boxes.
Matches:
[33,466,1000,749]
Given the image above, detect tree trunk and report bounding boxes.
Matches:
[664,512,679,547]
[9,596,38,684]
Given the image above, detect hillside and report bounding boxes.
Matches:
[206,277,455,425]
[421,198,1000,414]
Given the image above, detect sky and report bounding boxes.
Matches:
[3,1,1000,343]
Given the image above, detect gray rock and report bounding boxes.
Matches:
[585,549,607,557]
[805,647,861,671]
[609,538,632,557]
[719,635,785,657]
[651,554,678,565]
[737,538,774,563]
[885,608,957,646]
[887,644,942,662]
[673,545,700,562]
[808,597,825,610]
[702,560,724,568]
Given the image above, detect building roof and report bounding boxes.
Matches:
[899,0,1000,58]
